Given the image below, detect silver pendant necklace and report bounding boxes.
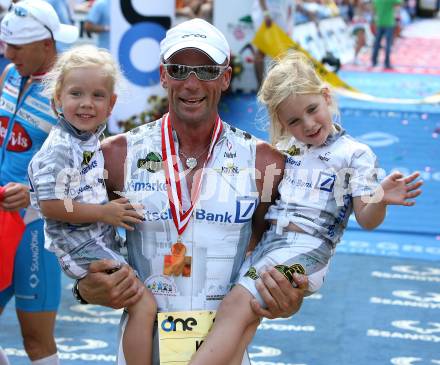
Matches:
[179,144,210,170]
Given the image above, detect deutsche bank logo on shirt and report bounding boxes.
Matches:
[235,196,258,223]
[315,171,336,192]
[194,196,257,223]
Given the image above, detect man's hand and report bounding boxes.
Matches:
[78,260,145,309]
[1,182,30,211]
[251,268,307,319]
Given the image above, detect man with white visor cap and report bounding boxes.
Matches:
[75,17,306,365]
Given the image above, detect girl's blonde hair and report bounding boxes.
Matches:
[257,50,339,145]
[44,45,122,103]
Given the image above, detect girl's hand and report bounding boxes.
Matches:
[381,171,423,206]
[1,182,30,211]
[101,197,144,230]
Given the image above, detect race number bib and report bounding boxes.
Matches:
[158,310,216,365]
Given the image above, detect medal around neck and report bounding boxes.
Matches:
[161,112,223,237]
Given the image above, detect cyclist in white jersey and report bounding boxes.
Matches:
[74,19,308,365]
[189,51,423,365]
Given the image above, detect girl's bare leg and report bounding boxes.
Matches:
[123,282,157,365]
[189,285,259,365]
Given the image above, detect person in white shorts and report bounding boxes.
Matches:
[189,50,423,365]
[28,45,156,365]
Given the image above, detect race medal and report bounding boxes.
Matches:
[161,113,222,278]
[164,241,192,277]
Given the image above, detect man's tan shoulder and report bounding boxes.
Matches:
[102,133,126,150]
[102,134,127,194]
[256,139,285,168]
[102,133,127,161]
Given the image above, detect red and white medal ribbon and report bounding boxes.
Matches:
[161,113,223,236]
[30,72,47,81]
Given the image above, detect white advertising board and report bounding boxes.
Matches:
[214,0,258,93]
[292,21,327,61]
[214,1,354,93]
[109,1,174,133]
[318,17,354,64]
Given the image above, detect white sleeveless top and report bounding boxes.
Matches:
[123,117,259,312]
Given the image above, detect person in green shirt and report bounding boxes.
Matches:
[371,0,402,68]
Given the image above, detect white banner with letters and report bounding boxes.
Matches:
[109,1,174,133]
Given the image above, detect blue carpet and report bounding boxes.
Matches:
[337,71,440,113]
[2,254,439,365]
[251,253,440,365]
[340,229,440,262]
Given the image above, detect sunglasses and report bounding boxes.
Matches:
[163,64,228,81]
[13,5,54,39]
